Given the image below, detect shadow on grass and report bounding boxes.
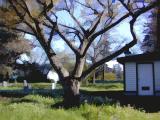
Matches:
[95,80,123,84]
[11,99,39,104]
[81,90,160,113]
[104,85,120,89]
[0,88,63,98]
[51,101,65,109]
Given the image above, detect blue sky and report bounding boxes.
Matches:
[109,12,150,54]
[24,1,152,64]
[52,8,150,54]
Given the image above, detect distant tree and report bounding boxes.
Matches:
[141,6,160,53]
[141,10,157,52]
[56,51,75,73]
[156,6,160,50]
[6,0,160,107]
[87,33,110,83]
[0,3,31,80]
[0,64,12,82]
[26,62,48,83]
[113,64,122,80]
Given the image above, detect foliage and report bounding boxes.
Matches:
[0,29,30,63]
[104,72,116,81]
[0,4,31,81]
[141,9,157,53]
[0,6,19,26]
[0,64,13,81]
[95,72,116,81]
[26,63,49,83]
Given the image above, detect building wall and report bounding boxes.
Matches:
[154,61,160,91]
[125,62,137,91]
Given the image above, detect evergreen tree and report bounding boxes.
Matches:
[141,8,160,53]
[0,3,31,80]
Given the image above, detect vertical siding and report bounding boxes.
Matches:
[154,61,160,91]
[125,63,137,91]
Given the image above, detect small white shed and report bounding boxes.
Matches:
[117,52,160,96]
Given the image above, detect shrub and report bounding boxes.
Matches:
[104,72,116,80]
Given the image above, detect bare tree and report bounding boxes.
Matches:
[113,63,122,80]
[5,0,160,107]
[87,33,110,83]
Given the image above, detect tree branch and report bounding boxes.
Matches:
[67,11,86,34]
[82,13,130,57]
[81,40,137,80]
[81,0,157,79]
[118,0,134,16]
[56,29,80,55]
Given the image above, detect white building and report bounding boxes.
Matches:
[117,52,160,96]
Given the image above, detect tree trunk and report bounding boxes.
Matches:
[92,70,96,84]
[103,64,105,81]
[63,79,80,108]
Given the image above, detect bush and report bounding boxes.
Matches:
[104,72,116,80]
[0,65,13,82]
[96,72,116,80]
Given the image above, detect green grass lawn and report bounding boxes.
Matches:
[0,80,123,91]
[81,81,123,91]
[0,83,52,90]
[0,95,159,120]
[0,81,160,120]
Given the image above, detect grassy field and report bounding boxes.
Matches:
[0,95,159,120]
[0,80,123,91]
[81,81,123,91]
[0,81,160,120]
[0,83,52,90]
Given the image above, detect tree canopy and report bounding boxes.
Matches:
[0,4,31,79]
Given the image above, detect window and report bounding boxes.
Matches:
[142,86,150,90]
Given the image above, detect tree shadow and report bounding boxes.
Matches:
[1,89,160,112]
[0,88,63,98]
[51,101,64,109]
[11,99,38,104]
[0,90,28,98]
[81,90,160,113]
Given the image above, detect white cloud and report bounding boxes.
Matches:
[106,60,123,70]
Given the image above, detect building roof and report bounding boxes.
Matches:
[117,52,160,64]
